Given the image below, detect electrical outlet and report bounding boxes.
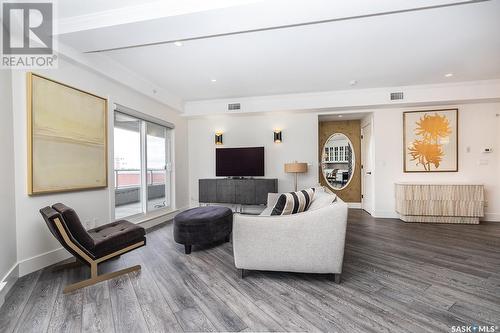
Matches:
[84,220,91,229]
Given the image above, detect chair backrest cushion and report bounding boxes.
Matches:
[52,203,95,250]
[39,206,94,263]
[40,206,66,245]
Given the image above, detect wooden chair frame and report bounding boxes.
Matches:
[53,217,144,293]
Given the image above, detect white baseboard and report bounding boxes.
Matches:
[138,206,188,229]
[373,211,500,222]
[347,202,362,209]
[18,247,72,277]
[483,213,500,222]
[0,263,20,309]
[373,211,400,219]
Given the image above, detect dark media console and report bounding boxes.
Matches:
[199,178,278,205]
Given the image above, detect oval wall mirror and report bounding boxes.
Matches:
[321,133,355,191]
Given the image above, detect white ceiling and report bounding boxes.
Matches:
[56,0,261,20]
[56,0,156,18]
[57,0,500,103]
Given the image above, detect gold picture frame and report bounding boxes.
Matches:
[403,109,458,173]
[27,73,108,195]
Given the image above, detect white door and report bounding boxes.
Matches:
[361,123,374,214]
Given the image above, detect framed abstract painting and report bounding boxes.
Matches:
[403,109,458,172]
[27,73,108,195]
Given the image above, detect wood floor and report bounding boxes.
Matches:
[1,209,499,333]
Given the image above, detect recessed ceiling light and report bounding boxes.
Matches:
[349,80,358,86]
[338,115,343,118]
[211,79,217,82]
[174,41,183,47]
[445,73,454,77]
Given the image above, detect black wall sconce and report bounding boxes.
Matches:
[215,132,223,145]
[274,129,282,143]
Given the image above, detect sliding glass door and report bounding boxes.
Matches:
[146,122,171,212]
[114,112,172,219]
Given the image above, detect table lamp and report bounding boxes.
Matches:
[284,161,308,191]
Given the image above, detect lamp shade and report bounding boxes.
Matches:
[284,162,308,173]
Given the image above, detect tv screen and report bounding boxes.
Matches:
[216,147,264,177]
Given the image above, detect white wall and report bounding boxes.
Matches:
[187,102,500,221]
[10,58,189,276]
[0,70,18,285]
[188,112,318,205]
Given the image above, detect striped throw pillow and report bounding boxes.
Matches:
[271,188,315,216]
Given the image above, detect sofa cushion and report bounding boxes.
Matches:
[308,191,337,211]
[271,188,315,216]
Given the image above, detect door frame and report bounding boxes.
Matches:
[361,121,374,215]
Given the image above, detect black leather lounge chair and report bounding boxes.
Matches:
[40,203,146,293]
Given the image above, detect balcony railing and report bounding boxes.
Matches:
[114,169,166,189]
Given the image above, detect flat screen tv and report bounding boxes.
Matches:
[216,147,264,177]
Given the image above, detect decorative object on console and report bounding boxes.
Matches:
[270,188,315,215]
[27,73,108,195]
[273,129,282,143]
[284,161,308,191]
[403,109,458,172]
[395,183,484,224]
[215,132,223,145]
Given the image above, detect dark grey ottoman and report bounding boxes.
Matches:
[173,206,233,254]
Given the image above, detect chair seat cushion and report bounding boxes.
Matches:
[88,220,145,259]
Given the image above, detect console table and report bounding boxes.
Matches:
[199,178,278,205]
[395,183,485,224]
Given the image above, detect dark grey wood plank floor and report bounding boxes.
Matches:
[1,210,499,333]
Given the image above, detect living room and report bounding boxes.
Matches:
[0,1,499,332]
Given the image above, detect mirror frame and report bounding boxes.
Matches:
[321,133,356,191]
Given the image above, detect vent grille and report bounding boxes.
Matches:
[228,103,241,111]
[390,92,404,101]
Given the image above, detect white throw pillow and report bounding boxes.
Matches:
[308,191,337,211]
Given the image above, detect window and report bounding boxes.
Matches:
[114,110,172,219]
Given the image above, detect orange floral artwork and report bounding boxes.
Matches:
[407,113,452,171]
